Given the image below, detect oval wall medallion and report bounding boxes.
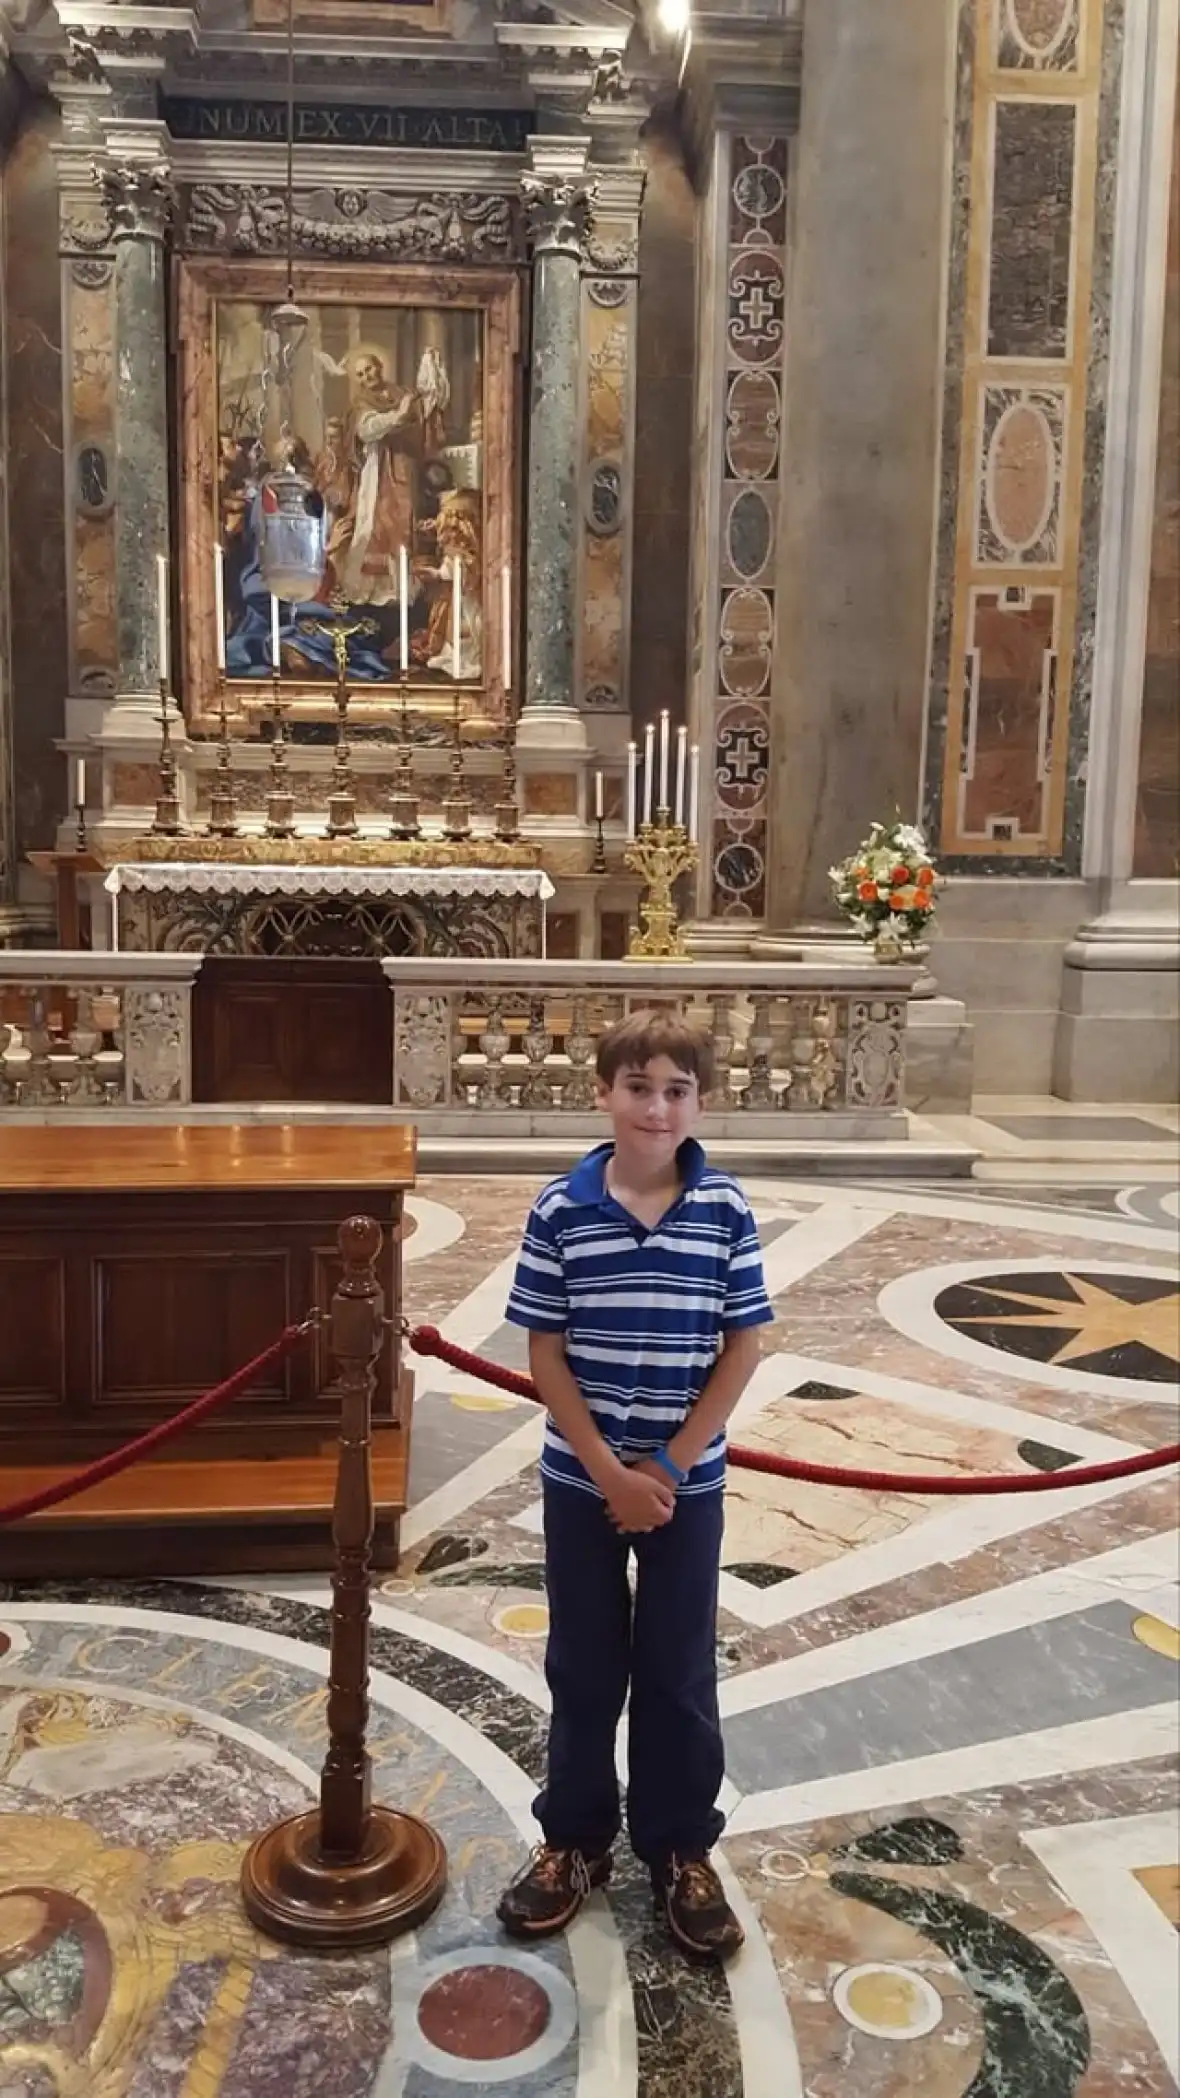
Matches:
[714,700,770,813]
[726,369,780,481]
[587,461,622,536]
[718,587,774,698]
[727,251,785,365]
[75,442,111,517]
[1006,0,1076,63]
[732,160,786,224]
[986,399,1057,555]
[727,486,772,581]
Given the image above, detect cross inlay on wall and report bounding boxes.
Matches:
[736,284,777,336]
[721,730,768,785]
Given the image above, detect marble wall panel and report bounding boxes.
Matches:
[4,103,68,858]
[704,132,789,920]
[67,268,116,694]
[629,132,694,735]
[577,235,636,717]
[924,0,1121,871]
[1134,75,1179,877]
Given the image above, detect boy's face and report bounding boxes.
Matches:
[596,1054,702,1166]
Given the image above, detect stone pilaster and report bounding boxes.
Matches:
[763,0,953,934]
[517,139,592,753]
[100,119,173,710]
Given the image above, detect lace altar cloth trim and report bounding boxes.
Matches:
[105,863,556,902]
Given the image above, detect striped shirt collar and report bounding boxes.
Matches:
[566,1137,709,1207]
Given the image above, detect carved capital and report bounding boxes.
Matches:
[100,161,173,244]
[521,173,593,259]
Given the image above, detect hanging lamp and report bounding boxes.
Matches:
[257,0,327,601]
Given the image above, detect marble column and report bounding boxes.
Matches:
[518,147,591,751]
[102,152,172,703]
[762,0,954,935]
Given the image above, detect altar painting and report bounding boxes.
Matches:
[179,262,518,731]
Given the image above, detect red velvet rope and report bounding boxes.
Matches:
[0,1324,311,1528]
[406,1324,1180,1497]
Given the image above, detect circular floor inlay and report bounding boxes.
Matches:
[833,1962,944,2041]
[450,1390,523,1413]
[1132,1614,1180,1660]
[493,1602,549,1640]
[417,1963,551,2060]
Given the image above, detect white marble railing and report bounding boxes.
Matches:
[0,954,200,1109]
[382,959,919,1137]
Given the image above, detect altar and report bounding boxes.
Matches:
[105,857,553,960]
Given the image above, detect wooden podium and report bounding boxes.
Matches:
[0,1124,416,1577]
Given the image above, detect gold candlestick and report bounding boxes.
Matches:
[207,681,240,838]
[440,689,471,840]
[388,678,420,839]
[264,674,296,839]
[494,747,520,841]
[150,679,183,836]
[297,597,376,840]
[624,810,698,961]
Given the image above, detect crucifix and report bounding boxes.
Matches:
[297,595,379,839]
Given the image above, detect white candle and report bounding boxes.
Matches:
[642,722,655,825]
[451,557,462,679]
[156,554,169,679]
[658,709,670,814]
[270,593,281,671]
[688,742,700,841]
[674,723,688,827]
[502,566,512,692]
[213,544,226,673]
[626,741,638,838]
[398,545,409,675]
[594,770,604,821]
[74,757,86,809]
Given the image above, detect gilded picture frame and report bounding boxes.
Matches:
[177,258,520,735]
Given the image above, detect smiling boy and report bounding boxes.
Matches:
[496,1011,773,1961]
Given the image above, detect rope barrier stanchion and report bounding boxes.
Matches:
[404,1322,1180,1499]
[0,1321,315,1529]
[242,1216,447,1951]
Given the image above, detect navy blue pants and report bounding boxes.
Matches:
[535,1478,726,1871]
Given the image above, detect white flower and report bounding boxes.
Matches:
[894,824,928,857]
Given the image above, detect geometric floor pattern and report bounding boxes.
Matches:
[1,1170,1177,2096]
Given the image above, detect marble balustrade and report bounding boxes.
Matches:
[0,953,199,1110]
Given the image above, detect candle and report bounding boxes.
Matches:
[502,566,512,692]
[398,545,409,675]
[642,722,655,825]
[156,554,169,679]
[688,742,700,841]
[674,723,687,827]
[451,556,462,679]
[658,709,670,815]
[74,757,86,809]
[213,544,226,673]
[594,770,604,821]
[626,741,638,838]
[270,593,281,672]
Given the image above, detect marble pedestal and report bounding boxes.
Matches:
[1053,889,1180,1101]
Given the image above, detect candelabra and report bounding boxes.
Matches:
[206,683,240,838]
[297,598,375,840]
[591,801,607,874]
[494,747,520,841]
[440,690,471,840]
[150,680,183,836]
[388,679,420,839]
[75,795,88,854]
[624,810,699,961]
[264,675,296,839]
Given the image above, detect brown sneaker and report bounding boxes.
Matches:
[655,1855,745,1962]
[497,1845,613,1939]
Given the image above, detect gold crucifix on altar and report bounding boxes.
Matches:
[296,595,379,838]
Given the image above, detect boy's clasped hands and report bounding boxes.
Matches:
[603,1455,677,1533]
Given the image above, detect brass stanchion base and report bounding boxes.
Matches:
[241,1804,447,1950]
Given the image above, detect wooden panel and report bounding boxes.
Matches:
[94,1250,291,1409]
[192,958,393,1104]
[0,1255,66,1407]
[0,1123,415,1192]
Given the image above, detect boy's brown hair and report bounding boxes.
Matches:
[595,1010,715,1097]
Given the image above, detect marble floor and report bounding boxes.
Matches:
[1,1168,1177,2097]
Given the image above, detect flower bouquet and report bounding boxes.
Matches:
[829,820,938,959]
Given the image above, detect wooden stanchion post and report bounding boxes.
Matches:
[241,1215,448,1948]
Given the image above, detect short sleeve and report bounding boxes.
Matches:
[722,1196,774,1330]
[505,1198,570,1332]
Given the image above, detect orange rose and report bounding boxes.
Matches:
[890,887,918,911]
[916,866,935,889]
[891,865,910,884]
[913,890,933,910]
[857,881,877,902]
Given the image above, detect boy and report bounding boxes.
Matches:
[496,1011,773,1961]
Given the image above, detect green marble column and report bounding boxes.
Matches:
[520,171,590,729]
[104,161,172,699]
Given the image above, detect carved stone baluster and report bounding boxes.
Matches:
[744,996,776,1109]
[786,997,815,1111]
[70,988,101,1103]
[808,998,839,1107]
[27,993,51,1105]
[478,996,511,1108]
[563,995,597,1110]
[91,987,126,1105]
[520,995,554,1108]
[709,996,736,1109]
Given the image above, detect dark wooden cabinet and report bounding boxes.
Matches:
[0,1125,415,1576]
[192,957,393,1104]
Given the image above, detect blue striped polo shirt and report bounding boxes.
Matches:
[506,1139,774,1496]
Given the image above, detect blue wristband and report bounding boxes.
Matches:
[651,1448,687,1488]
